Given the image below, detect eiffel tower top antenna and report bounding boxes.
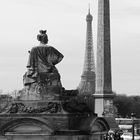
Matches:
[88,3,90,14]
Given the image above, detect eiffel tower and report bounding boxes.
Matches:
[78,8,95,95]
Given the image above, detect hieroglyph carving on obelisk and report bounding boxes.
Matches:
[94,0,114,117]
[96,0,112,94]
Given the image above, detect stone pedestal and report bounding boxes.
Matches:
[0,99,112,140]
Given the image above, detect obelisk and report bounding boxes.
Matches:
[94,0,114,117]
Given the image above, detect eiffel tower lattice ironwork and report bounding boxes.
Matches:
[78,8,95,95]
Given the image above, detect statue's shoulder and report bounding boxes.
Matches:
[30,46,40,51]
[31,45,53,49]
[30,45,60,55]
[46,45,55,49]
[44,46,58,52]
[30,45,48,51]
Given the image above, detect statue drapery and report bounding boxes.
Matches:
[23,45,64,99]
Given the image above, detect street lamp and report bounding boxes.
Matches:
[102,111,105,117]
[131,113,135,140]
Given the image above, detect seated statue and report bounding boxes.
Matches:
[23,30,64,100]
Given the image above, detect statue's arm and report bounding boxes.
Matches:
[50,47,64,64]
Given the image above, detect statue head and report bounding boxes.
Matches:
[37,30,48,44]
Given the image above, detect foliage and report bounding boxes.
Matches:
[0,94,13,113]
[113,94,140,118]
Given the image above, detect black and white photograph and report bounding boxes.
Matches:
[0,0,139,140]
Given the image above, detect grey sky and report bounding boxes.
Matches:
[0,0,140,96]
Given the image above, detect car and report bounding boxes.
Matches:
[121,132,140,140]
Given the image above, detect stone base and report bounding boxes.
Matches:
[0,94,118,140]
[93,93,115,117]
[0,112,113,140]
[1,134,105,140]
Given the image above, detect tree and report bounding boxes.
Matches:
[114,94,140,118]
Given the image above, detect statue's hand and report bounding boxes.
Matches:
[47,66,55,73]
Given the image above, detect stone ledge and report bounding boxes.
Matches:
[93,93,114,98]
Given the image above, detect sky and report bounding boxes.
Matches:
[0,0,140,96]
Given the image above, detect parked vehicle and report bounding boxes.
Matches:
[121,132,140,140]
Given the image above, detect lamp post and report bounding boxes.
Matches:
[131,113,135,140]
[102,111,105,117]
